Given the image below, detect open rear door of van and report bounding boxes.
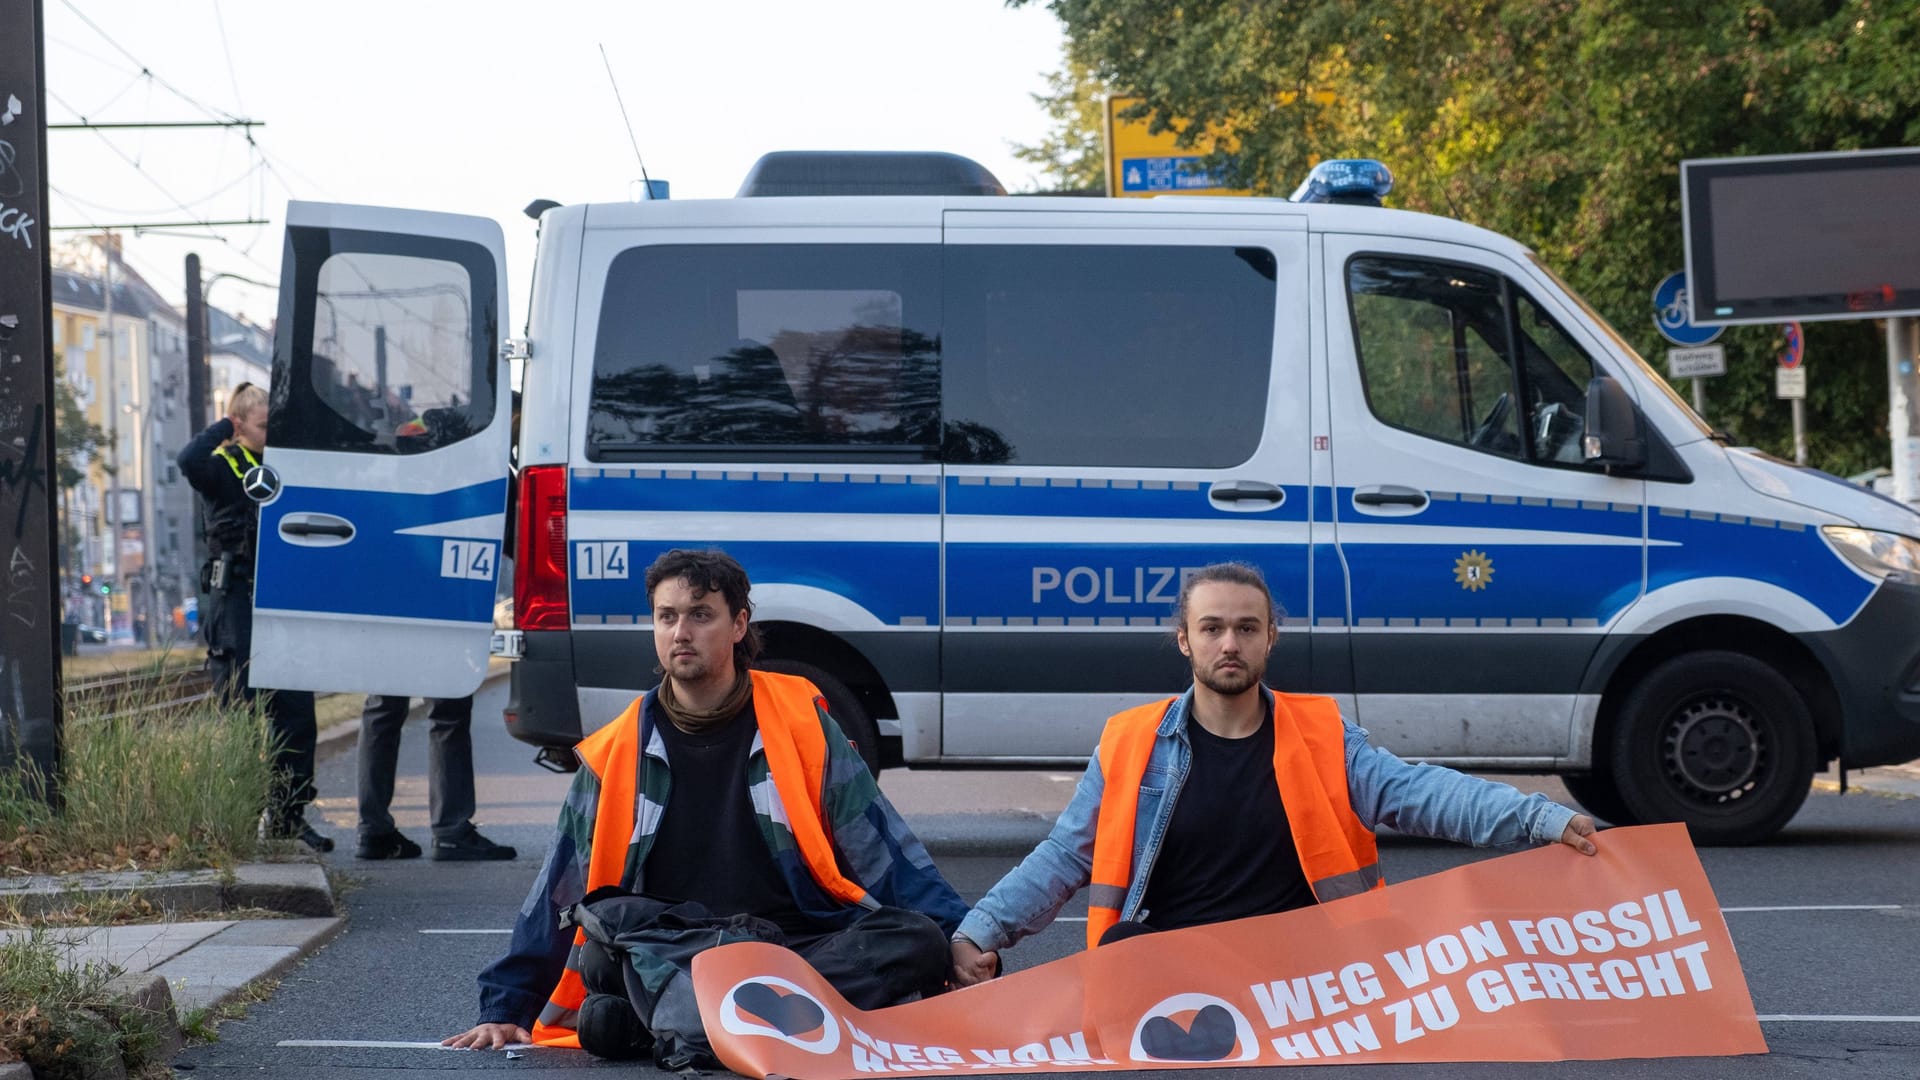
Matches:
[247,202,511,698]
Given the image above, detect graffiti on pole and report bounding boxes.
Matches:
[0,0,65,801]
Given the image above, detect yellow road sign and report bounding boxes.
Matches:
[1104,93,1340,198]
[1104,96,1247,198]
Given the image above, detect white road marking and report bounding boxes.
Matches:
[1055,916,1087,922]
[418,928,513,934]
[276,1039,532,1049]
[1723,905,1901,913]
[1758,1016,1920,1023]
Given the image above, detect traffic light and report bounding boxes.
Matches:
[80,573,92,587]
[99,581,111,595]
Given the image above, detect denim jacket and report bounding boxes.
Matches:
[955,687,1577,953]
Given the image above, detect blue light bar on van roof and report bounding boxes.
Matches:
[1289,159,1394,206]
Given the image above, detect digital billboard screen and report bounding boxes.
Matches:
[1681,148,1920,325]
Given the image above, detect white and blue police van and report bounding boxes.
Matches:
[242,152,1920,844]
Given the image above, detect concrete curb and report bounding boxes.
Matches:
[1,861,334,919]
[0,875,343,1080]
[1813,761,1920,799]
[156,915,347,1016]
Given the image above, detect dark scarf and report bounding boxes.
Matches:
[656,670,752,735]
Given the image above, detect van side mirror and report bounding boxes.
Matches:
[1583,376,1645,468]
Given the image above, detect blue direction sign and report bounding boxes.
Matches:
[1119,156,1232,193]
[1653,271,1724,347]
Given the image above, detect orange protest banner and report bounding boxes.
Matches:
[694,824,1763,1077]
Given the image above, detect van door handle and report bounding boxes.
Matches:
[278,514,356,543]
[1352,487,1429,511]
[1208,481,1285,505]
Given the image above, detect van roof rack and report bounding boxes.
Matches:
[737,151,1007,197]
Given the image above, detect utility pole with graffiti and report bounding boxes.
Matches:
[0,0,66,803]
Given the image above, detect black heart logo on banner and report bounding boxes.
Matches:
[736,982,827,1037]
[1139,1004,1238,1061]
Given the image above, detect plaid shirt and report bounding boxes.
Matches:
[477,689,966,1028]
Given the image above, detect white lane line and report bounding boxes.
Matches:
[1758,1006,1920,1014]
[418,928,513,934]
[1055,916,1087,922]
[276,1040,531,1049]
[1758,1016,1920,1023]
[1724,905,1901,913]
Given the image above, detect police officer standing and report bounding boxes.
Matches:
[178,382,332,853]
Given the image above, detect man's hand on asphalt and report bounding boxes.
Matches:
[1560,814,1599,856]
[950,936,1000,987]
[441,1023,530,1050]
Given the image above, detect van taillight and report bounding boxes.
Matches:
[514,465,569,632]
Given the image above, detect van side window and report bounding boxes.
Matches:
[943,245,1276,467]
[588,244,940,459]
[274,229,497,455]
[1513,293,1596,464]
[1348,257,1521,457]
[1348,256,1603,468]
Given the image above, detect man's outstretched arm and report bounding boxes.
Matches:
[1343,720,1596,853]
[444,767,599,1047]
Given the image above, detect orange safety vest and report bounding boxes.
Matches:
[529,669,871,1047]
[1085,691,1382,950]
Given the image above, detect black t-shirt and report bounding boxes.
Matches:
[1138,714,1316,931]
[642,702,812,935]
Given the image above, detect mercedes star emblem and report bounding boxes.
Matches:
[242,464,281,503]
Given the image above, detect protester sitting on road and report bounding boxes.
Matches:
[176,382,329,854]
[354,694,515,861]
[949,561,1599,986]
[443,548,966,1063]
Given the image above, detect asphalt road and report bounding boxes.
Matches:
[172,680,1920,1078]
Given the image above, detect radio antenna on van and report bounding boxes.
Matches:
[598,44,655,196]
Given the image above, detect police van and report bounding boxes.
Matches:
[244,152,1920,844]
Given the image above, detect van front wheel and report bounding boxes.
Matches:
[1609,650,1815,845]
[1559,770,1637,827]
[755,659,882,777]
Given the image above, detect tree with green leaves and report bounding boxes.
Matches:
[1011,56,1110,193]
[1011,0,1920,474]
[53,352,108,494]
[52,353,108,599]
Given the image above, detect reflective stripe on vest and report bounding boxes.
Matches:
[216,443,260,480]
[1084,691,1382,950]
[530,669,870,1047]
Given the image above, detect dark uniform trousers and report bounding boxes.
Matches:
[205,571,317,833]
[356,694,478,843]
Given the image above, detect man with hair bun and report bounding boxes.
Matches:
[445,548,965,1065]
[950,561,1597,985]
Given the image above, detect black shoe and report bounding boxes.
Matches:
[355,830,423,860]
[295,821,335,853]
[431,826,516,862]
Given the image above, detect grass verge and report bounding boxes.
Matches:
[178,976,278,1044]
[0,930,169,1079]
[0,686,276,875]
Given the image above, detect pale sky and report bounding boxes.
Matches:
[42,0,1066,327]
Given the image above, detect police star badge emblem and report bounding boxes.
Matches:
[1453,549,1493,591]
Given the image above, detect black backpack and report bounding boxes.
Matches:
[563,887,785,1070]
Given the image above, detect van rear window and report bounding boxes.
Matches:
[588,244,940,459]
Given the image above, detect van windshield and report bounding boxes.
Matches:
[1526,253,1713,440]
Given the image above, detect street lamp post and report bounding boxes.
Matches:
[123,370,179,646]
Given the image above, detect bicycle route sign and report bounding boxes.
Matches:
[1654,271,1725,348]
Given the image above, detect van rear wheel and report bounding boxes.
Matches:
[755,659,882,777]
[1608,650,1815,845]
